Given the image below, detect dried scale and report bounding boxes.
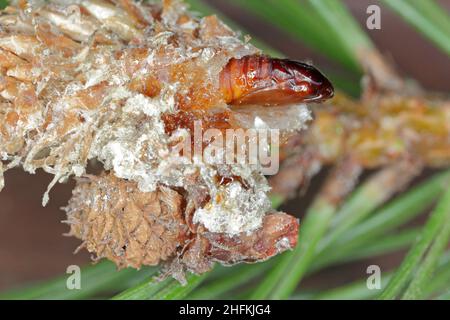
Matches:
[271,50,450,206]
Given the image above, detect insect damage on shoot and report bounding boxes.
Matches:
[0,0,332,281]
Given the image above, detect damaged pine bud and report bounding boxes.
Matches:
[0,0,331,280]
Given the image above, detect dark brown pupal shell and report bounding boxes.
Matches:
[220,55,334,105]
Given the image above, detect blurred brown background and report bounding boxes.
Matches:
[1,0,449,292]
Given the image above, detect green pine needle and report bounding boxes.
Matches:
[316,170,450,267]
[251,199,336,299]
[0,0,449,300]
[304,251,450,300]
[379,186,450,299]
[1,261,156,300]
[230,0,373,72]
[402,196,450,299]
[149,273,207,300]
